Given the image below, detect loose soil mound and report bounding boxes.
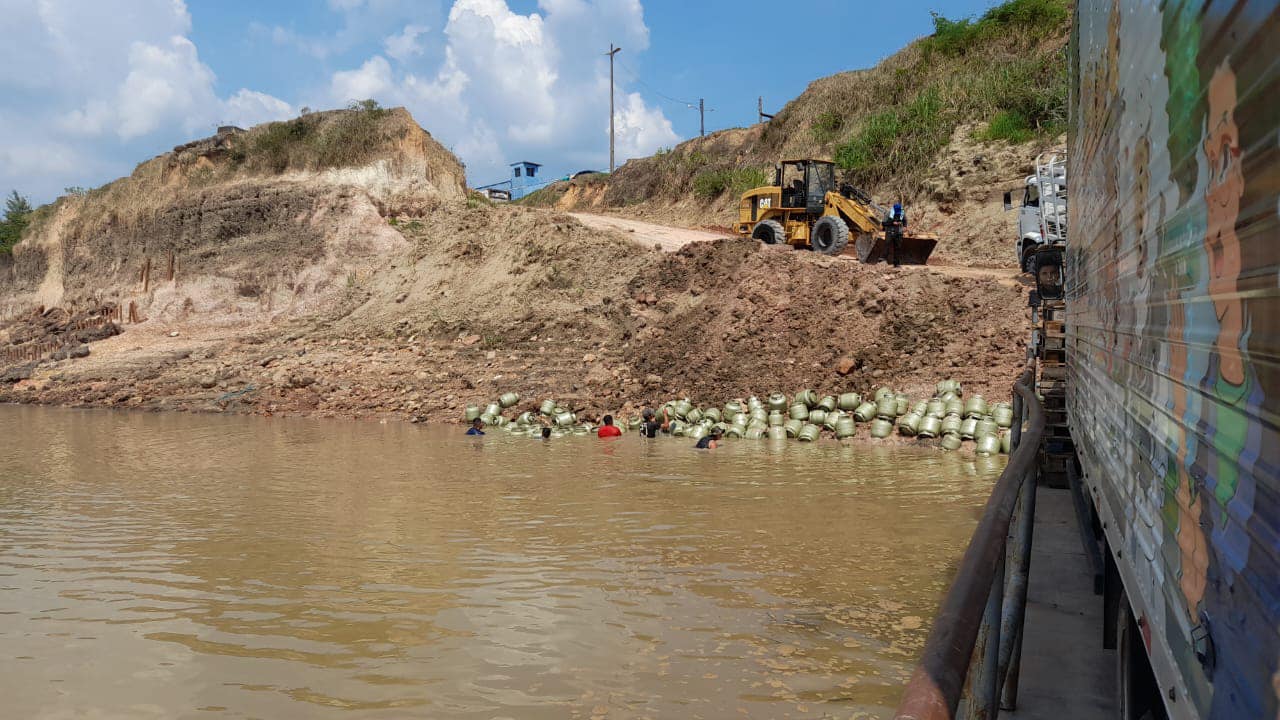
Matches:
[624,240,1027,404]
[0,205,1030,422]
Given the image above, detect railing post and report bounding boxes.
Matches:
[998,466,1038,710]
[895,368,1044,720]
[1010,388,1024,452]
[960,544,1006,719]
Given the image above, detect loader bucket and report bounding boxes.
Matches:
[852,232,938,265]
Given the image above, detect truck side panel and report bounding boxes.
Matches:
[1066,2,1280,718]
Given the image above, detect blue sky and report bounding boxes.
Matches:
[3,0,998,204]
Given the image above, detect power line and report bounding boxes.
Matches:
[616,58,706,110]
[613,57,717,137]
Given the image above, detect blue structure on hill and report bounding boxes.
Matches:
[509,161,541,199]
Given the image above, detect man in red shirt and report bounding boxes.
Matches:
[597,414,622,438]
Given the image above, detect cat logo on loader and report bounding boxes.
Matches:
[734,159,938,264]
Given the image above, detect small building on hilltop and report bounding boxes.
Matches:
[509,161,542,199]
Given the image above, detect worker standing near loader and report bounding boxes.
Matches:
[884,203,907,267]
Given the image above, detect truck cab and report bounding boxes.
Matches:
[1006,179,1044,271]
[1004,153,1067,272]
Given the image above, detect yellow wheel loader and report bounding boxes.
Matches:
[734,159,938,264]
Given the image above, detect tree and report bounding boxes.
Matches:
[5,190,31,219]
[0,190,32,254]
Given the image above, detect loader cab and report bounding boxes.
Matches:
[777,159,836,214]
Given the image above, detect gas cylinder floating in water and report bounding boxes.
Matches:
[976,434,1000,456]
[870,418,893,438]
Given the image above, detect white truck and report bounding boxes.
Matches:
[1004,152,1067,272]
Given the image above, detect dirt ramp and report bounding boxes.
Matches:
[623,239,1028,402]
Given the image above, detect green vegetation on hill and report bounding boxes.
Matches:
[691,167,769,200]
[234,100,399,173]
[0,191,32,256]
[597,0,1069,210]
[829,0,1068,186]
[922,0,1070,58]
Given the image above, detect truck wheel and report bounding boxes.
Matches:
[1116,588,1167,720]
[751,219,784,245]
[811,216,849,255]
[1021,245,1039,273]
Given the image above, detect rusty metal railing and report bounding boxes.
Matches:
[896,366,1045,720]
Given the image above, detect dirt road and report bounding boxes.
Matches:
[571,212,1024,287]
[570,212,729,252]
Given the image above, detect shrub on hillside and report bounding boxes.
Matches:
[242,99,398,174]
[0,191,32,255]
[975,111,1035,143]
[810,111,844,142]
[692,168,769,200]
[923,0,1069,58]
[834,89,949,183]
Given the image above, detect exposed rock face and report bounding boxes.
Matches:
[3,107,466,319]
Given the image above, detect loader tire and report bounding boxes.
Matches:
[751,219,785,245]
[811,216,849,255]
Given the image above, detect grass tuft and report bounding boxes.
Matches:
[975,111,1035,143]
[810,111,845,142]
[692,168,769,200]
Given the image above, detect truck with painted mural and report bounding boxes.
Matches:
[1065,1,1278,718]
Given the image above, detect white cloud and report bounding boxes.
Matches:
[614,92,678,159]
[329,0,679,186]
[0,0,676,203]
[261,1,443,62]
[331,56,396,104]
[0,0,292,202]
[384,23,429,62]
[223,90,296,129]
[116,36,218,139]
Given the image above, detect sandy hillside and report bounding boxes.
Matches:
[0,96,1034,428]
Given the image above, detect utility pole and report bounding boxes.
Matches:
[699,98,705,137]
[758,96,774,123]
[606,44,622,173]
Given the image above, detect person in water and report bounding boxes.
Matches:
[695,428,722,449]
[597,415,622,438]
[541,426,552,439]
[466,418,485,435]
[640,407,671,438]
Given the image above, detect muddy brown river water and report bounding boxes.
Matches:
[0,406,1005,719]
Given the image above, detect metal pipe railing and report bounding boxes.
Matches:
[895,366,1045,720]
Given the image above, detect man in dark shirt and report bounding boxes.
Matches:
[465,418,485,435]
[884,202,907,267]
[640,408,666,438]
[694,428,722,449]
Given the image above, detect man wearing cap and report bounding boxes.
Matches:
[885,202,907,267]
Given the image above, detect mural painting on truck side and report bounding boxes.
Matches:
[1068,1,1279,719]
